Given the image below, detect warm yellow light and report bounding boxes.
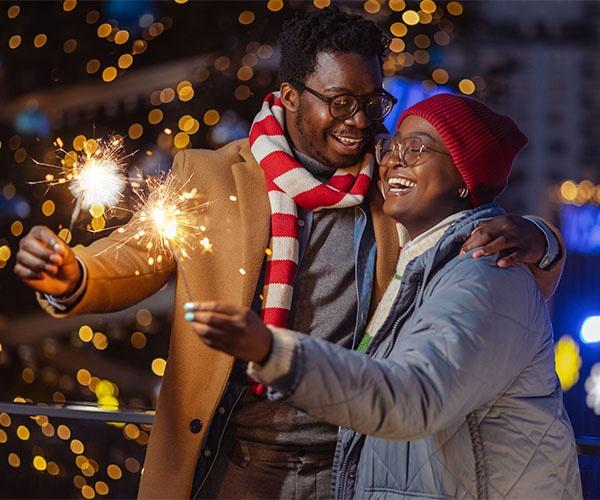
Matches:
[128,123,144,140]
[559,180,577,201]
[131,331,147,349]
[151,358,167,376]
[33,456,47,471]
[118,54,133,69]
[402,10,419,25]
[267,0,284,11]
[420,0,437,13]
[114,30,129,45]
[107,464,122,480]
[102,67,117,82]
[432,68,449,84]
[86,59,100,74]
[70,439,85,454]
[97,23,112,38]
[160,88,175,103]
[63,0,77,12]
[389,38,405,53]
[239,11,255,25]
[447,1,463,15]
[77,369,92,386]
[92,332,108,350]
[0,413,11,427]
[203,109,220,126]
[34,34,47,48]
[22,367,35,383]
[8,453,20,468]
[390,22,408,37]
[95,481,109,495]
[47,462,60,476]
[235,85,252,101]
[555,335,581,391]
[16,425,30,440]
[41,200,56,217]
[7,5,20,18]
[81,485,96,499]
[173,132,190,149]
[237,66,253,81]
[458,79,475,95]
[0,245,11,262]
[389,0,405,11]
[58,228,73,244]
[178,85,194,102]
[56,424,71,441]
[123,423,140,440]
[313,0,331,7]
[8,34,22,49]
[0,429,6,443]
[364,0,381,14]
[148,109,163,125]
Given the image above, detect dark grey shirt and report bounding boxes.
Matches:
[231,151,358,449]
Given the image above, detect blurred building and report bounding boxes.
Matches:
[442,1,599,215]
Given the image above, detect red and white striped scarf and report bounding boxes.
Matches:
[249,92,374,328]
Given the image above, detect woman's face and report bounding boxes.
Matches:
[381,115,469,238]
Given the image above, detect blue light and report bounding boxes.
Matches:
[581,316,600,344]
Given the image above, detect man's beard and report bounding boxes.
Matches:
[295,108,366,170]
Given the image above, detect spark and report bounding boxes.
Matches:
[98,173,208,264]
[96,173,208,300]
[30,135,131,228]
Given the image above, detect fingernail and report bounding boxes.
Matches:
[183,302,194,311]
[52,242,61,252]
[459,249,465,256]
[184,312,194,321]
[473,250,483,259]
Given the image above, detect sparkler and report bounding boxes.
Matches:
[98,173,210,300]
[30,135,131,230]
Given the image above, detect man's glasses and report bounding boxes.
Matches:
[293,82,397,122]
[375,135,451,166]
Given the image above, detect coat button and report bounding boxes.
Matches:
[189,418,203,434]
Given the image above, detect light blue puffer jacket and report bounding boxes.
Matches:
[266,204,582,499]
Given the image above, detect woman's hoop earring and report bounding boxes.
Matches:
[458,187,469,199]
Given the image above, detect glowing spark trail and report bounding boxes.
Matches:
[30,136,131,229]
[98,173,209,299]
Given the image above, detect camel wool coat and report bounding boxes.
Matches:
[38,139,563,499]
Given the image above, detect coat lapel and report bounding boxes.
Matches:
[231,142,271,307]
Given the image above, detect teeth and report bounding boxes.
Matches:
[388,177,416,188]
[334,135,362,146]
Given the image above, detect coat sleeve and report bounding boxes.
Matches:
[36,152,190,317]
[265,258,546,440]
[525,216,565,300]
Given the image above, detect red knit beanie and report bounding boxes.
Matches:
[396,93,527,206]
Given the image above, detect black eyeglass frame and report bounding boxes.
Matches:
[375,135,452,166]
[292,81,398,122]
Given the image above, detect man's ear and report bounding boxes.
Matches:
[280,82,300,112]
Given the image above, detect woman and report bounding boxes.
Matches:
[185,94,582,498]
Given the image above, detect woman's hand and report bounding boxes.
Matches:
[184,302,273,363]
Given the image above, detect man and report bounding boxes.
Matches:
[15,8,563,499]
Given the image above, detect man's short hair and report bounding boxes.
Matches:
[278,6,388,85]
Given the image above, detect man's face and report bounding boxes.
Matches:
[287,51,384,170]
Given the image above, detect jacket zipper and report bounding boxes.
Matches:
[382,283,421,359]
[337,284,422,498]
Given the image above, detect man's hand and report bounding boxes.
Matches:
[14,226,81,296]
[184,302,273,363]
[460,214,547,268]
